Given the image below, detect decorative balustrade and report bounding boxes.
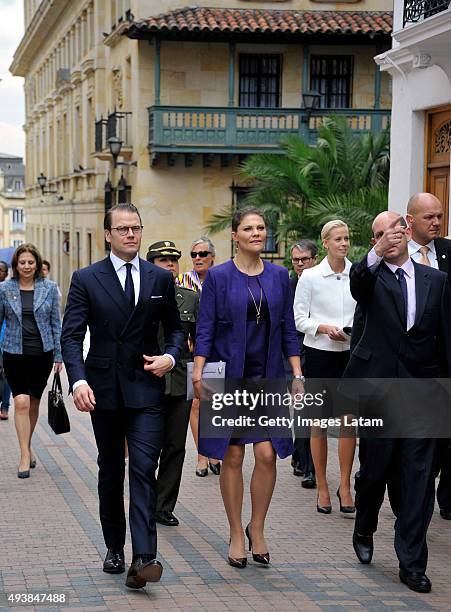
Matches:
[148,106,391,159]
[403,0,450,26]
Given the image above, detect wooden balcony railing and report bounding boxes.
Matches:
[148,106,391,161]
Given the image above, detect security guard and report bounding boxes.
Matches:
[146,241,199,526]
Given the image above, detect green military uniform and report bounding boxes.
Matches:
[146,240,200,519]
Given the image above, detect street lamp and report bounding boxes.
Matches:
[302,91,321,116]
[107,136,137,168]
[37,173,57,195]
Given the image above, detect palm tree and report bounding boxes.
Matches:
[205,116,389,257]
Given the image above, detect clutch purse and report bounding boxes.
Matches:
[48,372,71,435]
[186,361,226,400]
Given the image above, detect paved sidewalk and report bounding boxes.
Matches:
[1,378,451,611]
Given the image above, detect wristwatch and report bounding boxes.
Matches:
[293,375,305,383]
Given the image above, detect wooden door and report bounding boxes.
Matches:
[425,108,451,234]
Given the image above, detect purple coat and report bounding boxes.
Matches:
[195,259,299,459]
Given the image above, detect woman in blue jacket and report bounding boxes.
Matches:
[0,244,62,478]
[193,207,302,568]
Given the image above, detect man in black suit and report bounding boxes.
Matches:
[289,240,317,488]
[345,211,451,593]
[406,192,451,521]
[61,204,184,589]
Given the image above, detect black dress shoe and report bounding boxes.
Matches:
[103,548,125,574]
[293,464,305,477]
[352,531,373,564]
[440,508,451,520]
[155,511,179,526]
[245,524,270,565]
[195,467,208,477]
[301,471,316,488]
[126,556,163,589]
[209,461,221,475]
[399,568,431,593]
[17,470,30,479]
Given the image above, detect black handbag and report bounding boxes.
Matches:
[48,372,70,435]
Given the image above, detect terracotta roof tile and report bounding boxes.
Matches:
[127,7,392,38]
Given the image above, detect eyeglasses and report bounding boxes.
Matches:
[110,226,143,236]
[190,250,211,258]
[292,256,313,264]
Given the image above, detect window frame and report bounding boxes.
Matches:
[310,54,354,109]
[238,54,282,109]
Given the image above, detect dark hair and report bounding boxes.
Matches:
[0,260,8,271]
[42,259,51,271]
[11,244,43,280]
[291,239,318,258]
[232,206,266,232]
[104,203,142,231]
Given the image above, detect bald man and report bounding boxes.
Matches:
[406,193,451,521]
[345,211,451,593]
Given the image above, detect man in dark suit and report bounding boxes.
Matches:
[345,211,451,593]
[61,204,184,589]
[146,240,199,527]
[289,240,317,488]
[406,192,451,520]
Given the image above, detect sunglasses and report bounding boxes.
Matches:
[191,251,211,258]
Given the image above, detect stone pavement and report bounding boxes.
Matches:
[1,377,451,611]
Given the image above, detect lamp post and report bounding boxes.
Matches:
[301,91,321,143]
[37,173,58,195]
[107,136,137,168]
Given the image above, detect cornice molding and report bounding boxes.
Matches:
[103,21,132,48]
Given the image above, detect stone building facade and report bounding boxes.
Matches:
[0,153,26,250]
[11,0,393,301]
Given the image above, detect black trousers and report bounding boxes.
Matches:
[437,440,451,511]
[356,438,438,574]
[156,395,191,513]
[292,435,315,474]
[90,404,164,557]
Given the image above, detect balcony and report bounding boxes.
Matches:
[147,106,391,166]
[94,111,132,160]
[403,0,450,26]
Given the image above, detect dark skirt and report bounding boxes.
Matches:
[304,347,350,419]
[3,351,54,399]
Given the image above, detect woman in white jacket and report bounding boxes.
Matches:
[294,220,356,515]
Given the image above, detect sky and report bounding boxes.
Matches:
[0,0,24,158]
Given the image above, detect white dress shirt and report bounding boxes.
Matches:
[109,251,140,305]
[408,239,438,269]
[294,257,356,352]
[367,247,416,330]
[73,251,174,391]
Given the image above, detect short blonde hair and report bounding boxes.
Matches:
[321,220,348,241]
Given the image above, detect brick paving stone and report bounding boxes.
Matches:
[1,372,451,610]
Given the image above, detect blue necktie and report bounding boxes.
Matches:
[124,262,135,309]
[396,268,408,326]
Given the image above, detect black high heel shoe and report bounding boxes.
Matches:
[30,459,37,469]
[227,539,247,568]
[337,488,355,514]
[209,461,221,475]
[316,494,332,514]
[245,524,270,565]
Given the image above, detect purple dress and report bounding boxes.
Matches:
[230,274,271,445]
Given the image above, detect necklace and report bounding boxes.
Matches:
[248,283,263,325]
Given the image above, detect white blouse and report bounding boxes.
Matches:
[293,257,356,352]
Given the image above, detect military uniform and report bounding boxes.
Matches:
[146,241,200,519]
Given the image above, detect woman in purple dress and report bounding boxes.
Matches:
[193,207,302,568]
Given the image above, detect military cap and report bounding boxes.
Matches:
[146,240,182,261]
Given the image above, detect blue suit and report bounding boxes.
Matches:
[61,256,184,556]
[195,259,299,460]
